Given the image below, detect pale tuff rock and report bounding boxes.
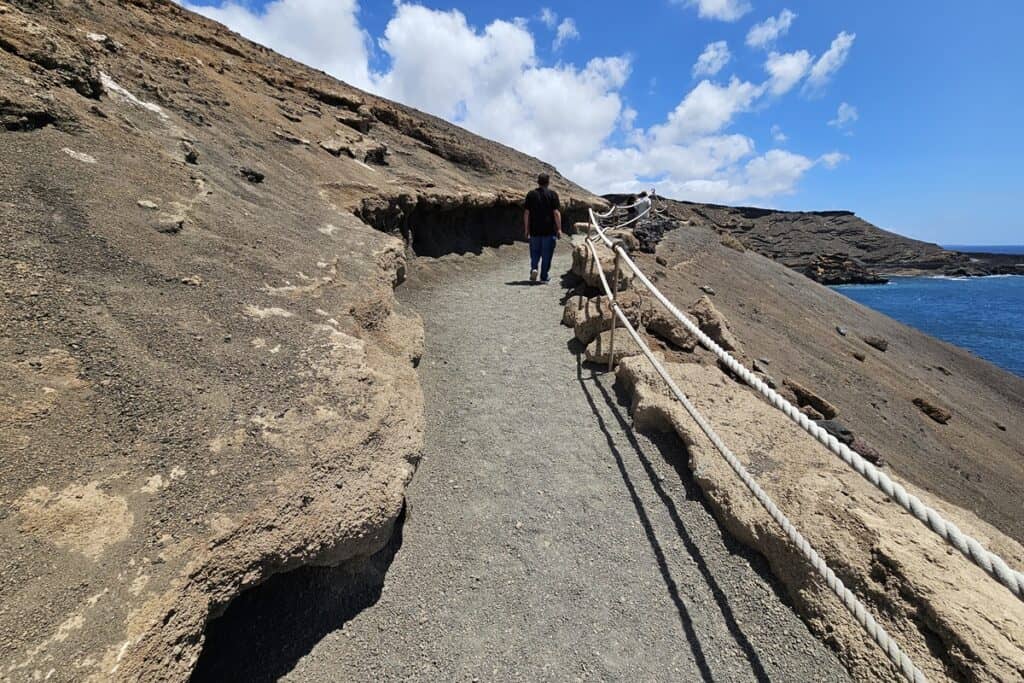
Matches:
[689,295,741,353]
[615,356,1024,682]
[585,329,643,365]
[783,378,839,420]
[645,305,699,352]
[562,291,643,344]
[571,241,633,291]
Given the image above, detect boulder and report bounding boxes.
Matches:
[784,379,839,420]
[585,329,643,366]
[571,241,633,291]
[688,295,740,352]
[644,306,698,352]
[913,397,952,424]
[863,335,889,352]
[606,229,640,252]
[816,419,854,445]
[564,291,643,344]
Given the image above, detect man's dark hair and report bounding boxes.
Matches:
[639,191,648,198]
[537,173,550,187]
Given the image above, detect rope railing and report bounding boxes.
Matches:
[582,236,926,682]
[585,206,1024,602]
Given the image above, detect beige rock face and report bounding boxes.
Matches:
[0,1,602,681]
[585,329,643,365]
[562,291,644,344]
[571,241,634,290]
[616,356,1024,682]
[689,295,741,352]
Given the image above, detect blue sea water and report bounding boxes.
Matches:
[833,276,1024,378]
[943,244,1024,255]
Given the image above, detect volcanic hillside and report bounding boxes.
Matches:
[0,0,598,679]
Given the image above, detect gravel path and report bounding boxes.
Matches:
[285,241,851,682]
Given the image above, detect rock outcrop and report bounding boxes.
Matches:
[617,194,1024,281]
[0,1,601,680]
[616,356,1024,682]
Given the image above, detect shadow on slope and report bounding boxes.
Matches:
[190,507,406,682]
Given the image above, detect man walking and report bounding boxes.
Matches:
[523,173,562,283]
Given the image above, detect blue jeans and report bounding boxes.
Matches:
[529,235,557,281]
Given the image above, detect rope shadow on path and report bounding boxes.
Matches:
[572,345,770,683]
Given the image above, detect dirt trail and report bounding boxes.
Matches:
[194,241,851,681]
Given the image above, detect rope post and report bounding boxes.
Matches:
[608,247,622,372]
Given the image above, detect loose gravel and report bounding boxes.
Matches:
[284,242,851,681]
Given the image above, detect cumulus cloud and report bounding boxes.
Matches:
[675,0,751,22]
[693,41,731,78]
[764,50,812,95]
[746,9,796,49]
[819,151,849,168]
[651,78,762,144]
[179,0,846,205]
[828,102,858,128]
[181,0,372,89]
[770,124,787,142]
[806,31,856,90]
[553,18,579,50]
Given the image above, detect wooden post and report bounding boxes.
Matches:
[608,249,621,372]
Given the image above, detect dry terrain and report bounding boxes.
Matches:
[2,1,1023,682]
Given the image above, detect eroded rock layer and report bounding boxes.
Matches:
[0,1,599,680]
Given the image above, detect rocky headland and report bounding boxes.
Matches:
[606,194,1024,284]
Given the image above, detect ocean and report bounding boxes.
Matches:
[834,275,1024,378]
[943,245,1024,255]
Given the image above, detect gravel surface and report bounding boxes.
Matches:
[244,242,850,681]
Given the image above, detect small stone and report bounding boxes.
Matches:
[137,199,159,210]
[223,335,232,343]
[852,351,866,362]
[757,357,770,366]
[240,167,264,183]
[835,326,848,336]
[863,335,889,352]
[700,285,716,296]
[183,143,199,165]
[655,256,668,267]
[180,275,203,286]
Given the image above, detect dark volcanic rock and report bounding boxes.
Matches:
[863,335,889,352]
[650,196,1024,278]
[804,253,888,285]
[914,397,952,424]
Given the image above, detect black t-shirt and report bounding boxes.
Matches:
[525,187,560,236]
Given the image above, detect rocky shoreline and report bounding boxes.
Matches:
[604,194,1024,284]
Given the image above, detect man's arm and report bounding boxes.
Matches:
[554,209,562,237]
[523,209,530,238]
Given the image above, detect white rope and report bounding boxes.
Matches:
[586,211,1024,601]
[583,238,926,682]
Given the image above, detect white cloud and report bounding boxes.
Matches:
[553,18,579,50]
[806,31,856,90]
[651,77,762,144]
[770,124,787,142]
[182,0,372,89]
[746,9,796,49]
[693,41,731,78]
[675,0,751,22]
[179,0,844,206]
[819,151,849,168]
[764,50,812,95]
[828,102,858,128]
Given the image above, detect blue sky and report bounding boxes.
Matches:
[184,0,1024,244]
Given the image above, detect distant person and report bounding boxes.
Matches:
[634,191,652,219]
[625,193,638,220]
[523,173,562,283]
